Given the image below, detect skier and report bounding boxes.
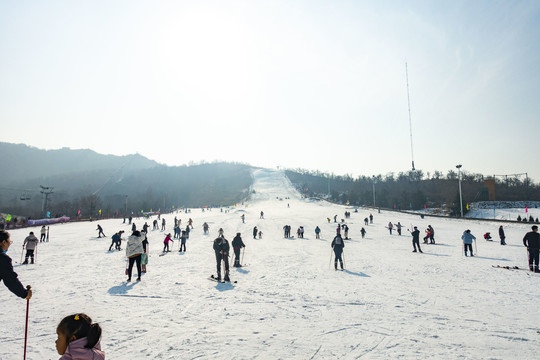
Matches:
[253,226,258,239]
[179,231,187,252]
[336,225,341,236]
[96,224,105,238]
[213,236,230,281]
[126,230,143,281]
[334,215,337,223]
[109,232,122,251]
[327,217,331,223]
[395,222,402,236]
[131,223,136,232]
[188,218,193,228]
[364,217,369,226]
[55,313,105,360]
[360,227,366,239]
[283,225,289,238]
[427,225,435,244]
[260,211,264,219]
[232,232,245,267]
[185,225,191,239]
[331,233,345,270]
[203,222,209,235]
[484,232,492,241]
[163,233,173,252]
[40,225,47,242]
[523,225,540,272]
[369,214,373,224]
[343,224,349,240]
[153,219,158,230]
[218,228,224,238]
[315,226,321,239]
[387,222,393,235]
[161,218,166,231]
[0,231,33,299]
[22,231,39,264]
[410,226,422,253]
[499,225,507,245]
[142,222,149,234]
[462,229,476,257]
[241,214,245,223]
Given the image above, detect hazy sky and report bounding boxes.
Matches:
[2,1,539,181]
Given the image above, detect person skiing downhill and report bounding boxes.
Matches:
[395,222,402,236]
[22,231,38,264]
[360,227,366,239]
[232,233,245,267]
[315,226,321,239]
[96,225,105,238]
[331,234,345,270]
[523,225,540,272]
[462,230,476,257]
[213,236,230,281]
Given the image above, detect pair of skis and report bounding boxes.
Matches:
[209,275,237,284]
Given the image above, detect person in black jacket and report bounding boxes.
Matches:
[213,236,230,281]
[499,225,506,245]
[0,231,32,299]
[232,233,245,267]
[410,226,423,253]
[331,234,345,270]
[523,225,540,272]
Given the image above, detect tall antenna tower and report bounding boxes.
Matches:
[405,62,416,171]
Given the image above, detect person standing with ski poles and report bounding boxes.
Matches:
[213,236,230,281]
[409,226,422,253]
[0,230,33,299]
[331,233,345,270]
[232,233,245,267]
[523,225,540,272]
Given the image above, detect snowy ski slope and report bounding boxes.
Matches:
[2,168,540,359]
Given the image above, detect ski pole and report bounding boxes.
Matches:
[20,246,24,264]
[474,239,477,256]
[329,249,333,270]
[342,250,346,270]
[23,285,31,360]
[241,247,245,266]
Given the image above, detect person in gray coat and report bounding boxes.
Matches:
[22,232,39,264]
[462,230,476,256]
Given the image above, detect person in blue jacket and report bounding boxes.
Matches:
[0,230,32,299]
[462,229,476,256]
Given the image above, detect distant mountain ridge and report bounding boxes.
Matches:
[0,142,254,217]
[0,142,160,184]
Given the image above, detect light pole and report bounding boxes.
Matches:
[456,165,463,217]
[372,176,376,208]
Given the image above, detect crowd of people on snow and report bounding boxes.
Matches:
[3,203,540,359]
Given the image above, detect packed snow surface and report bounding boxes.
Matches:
[3,168,540,359]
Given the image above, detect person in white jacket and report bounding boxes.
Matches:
[125,231,144,281]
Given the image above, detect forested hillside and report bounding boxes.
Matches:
[285,169,540,215]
